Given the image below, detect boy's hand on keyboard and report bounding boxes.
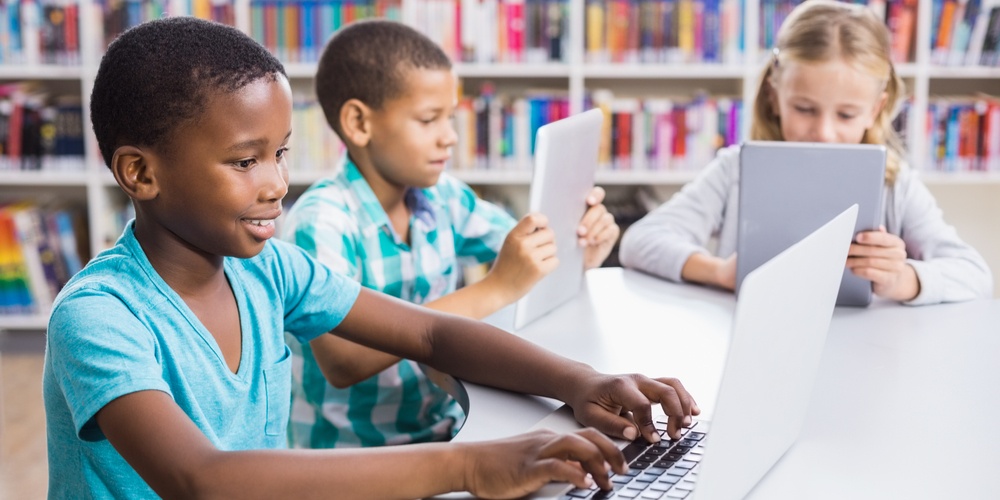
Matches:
[565,374,700,442]
[459,428,626,498]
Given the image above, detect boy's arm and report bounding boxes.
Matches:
[313,213,557,387]
[96,389,627,498]
[335,288,700,442]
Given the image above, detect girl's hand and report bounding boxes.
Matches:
[847,226,920,302]
[579,187,621,270]
[460,428,627,498]
[715,253,738,291]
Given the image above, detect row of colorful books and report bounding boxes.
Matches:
[0,0,80,65]
[590,91,742,170]
[761,0,917,63]
[98,0,235,49]
[931,0,1000,67]
[0,202,85,316]
[452,88,571,171]
[249,0,402,63]
[925,96,1000,172]
[584,0,743,64]
[447,88,743,172]
[288,93,346,173]
[0,84,87,172]
[249,0,568,64]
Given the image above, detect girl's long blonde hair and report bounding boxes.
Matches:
[750,0,906,184]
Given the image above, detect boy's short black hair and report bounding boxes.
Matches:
[315,20,452,139]
[90,17,286,168]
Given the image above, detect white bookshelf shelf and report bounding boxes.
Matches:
[919,171,1000,185]
[455,63,571,78]
[927,66,1000,79]
[0,314,49,331]
[596,170,699,185]
[582,64,747,79]
[0,64,84,80]
[283,62,573,79]
[0,170,89,187]
[896,63,918,78]
[448,169,532,185]
[445,169,701,185]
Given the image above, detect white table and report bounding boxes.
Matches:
[448,267,1000,499]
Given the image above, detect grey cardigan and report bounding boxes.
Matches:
[619,145,993,306]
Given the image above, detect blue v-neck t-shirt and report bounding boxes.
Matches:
[42,222,361,498]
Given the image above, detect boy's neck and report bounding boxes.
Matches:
[347,151,410,215]
[132,214,227,296]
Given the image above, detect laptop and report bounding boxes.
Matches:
[511,108,604,330]
[528,204,858,500]
[736,141,885,307]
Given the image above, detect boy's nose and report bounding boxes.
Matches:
[441,125,458,148]
[261,161,289,201]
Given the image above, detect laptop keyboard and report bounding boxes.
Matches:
[561,418,708,500]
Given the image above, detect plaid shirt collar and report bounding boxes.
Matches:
[343,157,437,244]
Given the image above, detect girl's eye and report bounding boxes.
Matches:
[235,159,256,169]
[276,147,289,159]
[794,106,815,115]
[838,113,857,120]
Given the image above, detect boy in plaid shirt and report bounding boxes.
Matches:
[281,20,620,449]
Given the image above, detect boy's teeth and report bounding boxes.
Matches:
[247,219,273,227]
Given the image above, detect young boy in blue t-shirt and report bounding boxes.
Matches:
[42,17,697,498]
[281,19,621,449]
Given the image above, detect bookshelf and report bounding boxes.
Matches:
[2,0,1000,330]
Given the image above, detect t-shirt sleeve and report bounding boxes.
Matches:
[271,240,361,344]
[444,176,517,265]
[47,289,171,441]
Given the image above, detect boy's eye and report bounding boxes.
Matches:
[234,158,256,169]
[276,147,289,159]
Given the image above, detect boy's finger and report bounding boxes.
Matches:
[649,378,698,440]
[577,205,608,237]
[582,385,661,443]
[535,459,593,491]
[514,213,549,235]
[523,227,557,248]
[587,186,606,206]
[575,427,628,474]
[588,215,620,245]
[539,432,618,490]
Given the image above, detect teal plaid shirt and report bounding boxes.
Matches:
[281,157,516,448]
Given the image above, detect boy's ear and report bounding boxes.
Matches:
[340,98,373,148]
[111,146,158,201]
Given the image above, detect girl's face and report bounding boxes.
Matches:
[771,58,888,144]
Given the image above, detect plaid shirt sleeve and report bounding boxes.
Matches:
[439,175,517,266]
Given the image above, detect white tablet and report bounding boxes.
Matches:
[513,108,604,330]
[736,141,886,307]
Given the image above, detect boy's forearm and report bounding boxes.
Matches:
[420,311,597,403]
[424,275,514,320]
[195,443,468,499]
[310,334,402,388]
[336,289,598,403]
